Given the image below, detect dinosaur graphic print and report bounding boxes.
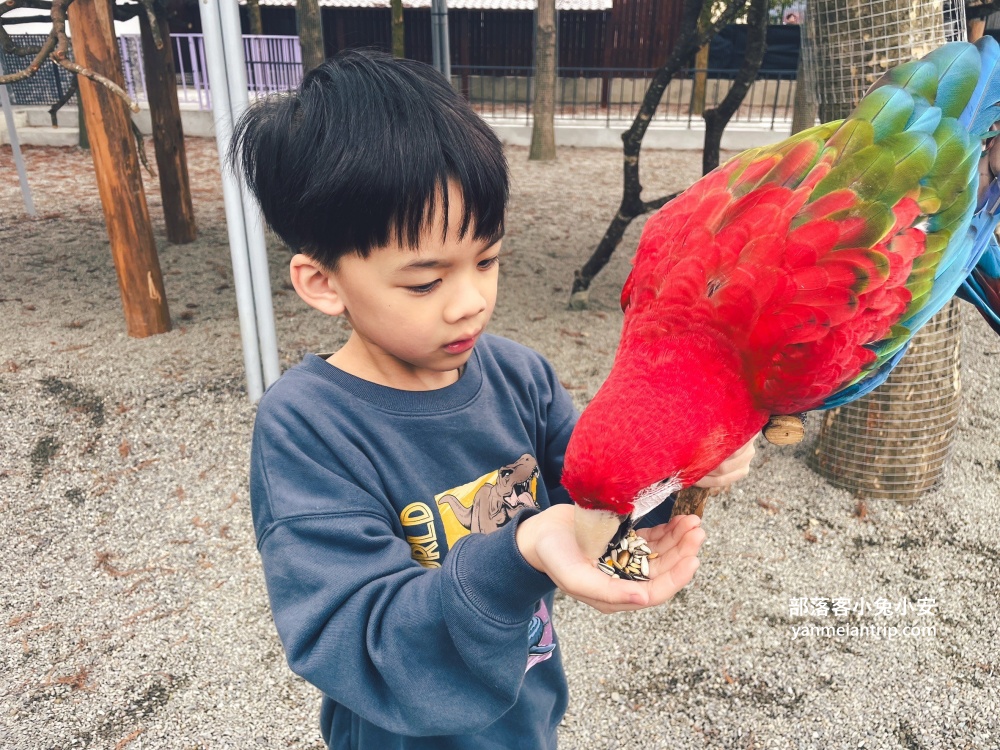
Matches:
[429,454,555,672]
[437,454,540,536]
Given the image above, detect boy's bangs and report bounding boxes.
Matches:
[228,50,509,265]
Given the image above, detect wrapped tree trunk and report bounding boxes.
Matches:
[806,0,963,500]
[811,301,962,501]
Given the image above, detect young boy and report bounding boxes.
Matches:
[231,50,754,750]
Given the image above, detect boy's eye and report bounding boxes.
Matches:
[406,280,440,294]
[478,256,500,270]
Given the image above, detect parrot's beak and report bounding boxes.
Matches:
[574,505,626,561]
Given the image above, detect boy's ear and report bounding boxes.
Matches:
[289,254,346,316]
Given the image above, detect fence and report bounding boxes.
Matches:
[457,65,798,129]
[3,32,796,130]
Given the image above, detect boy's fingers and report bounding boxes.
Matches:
[648,513,701,547]
[647,525,705,574]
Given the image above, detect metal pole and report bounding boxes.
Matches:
[199,0,266,401]
[0,56,37,217]
[219,0,281,389]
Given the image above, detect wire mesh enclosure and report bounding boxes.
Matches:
[801,0,969,501]
[801,0,966,119]
[0,34,76,106]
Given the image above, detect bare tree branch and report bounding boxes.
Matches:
[569,0,753,301]
[131,119,155,176]
[0,0,142,112]
[47,73,77,124]
[702,0,769,174]
[966,0,1000,20]
[0,25,57,83]
[51,54,141,113]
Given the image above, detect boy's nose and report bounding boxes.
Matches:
[444,281,488,323]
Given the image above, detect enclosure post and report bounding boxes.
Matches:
[67,0,171,338]
[0,56,36,217]
[806,0,964,500]
[200,0,281,401]
[139,6,198,244]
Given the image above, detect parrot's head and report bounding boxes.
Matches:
[562,325,767,558]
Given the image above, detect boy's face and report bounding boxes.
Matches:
[293,182,502,390]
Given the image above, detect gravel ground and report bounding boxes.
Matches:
[1,137,998,750]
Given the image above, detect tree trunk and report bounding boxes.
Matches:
[66,0,171,337]
[529,0,557,161]
[297,0,325,74]
[690,2,715,116]
[139,5,197,244]
[247,0,263,36]
[701,0,768,175]
[691,43,709,116]
[789,31,817,135]
[391,0,405,58]
[808,0,963,500]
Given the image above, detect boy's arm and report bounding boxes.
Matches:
[251,427,555,738]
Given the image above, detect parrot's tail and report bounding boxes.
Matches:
[958,35,1000,337]
[958,235,1000,334]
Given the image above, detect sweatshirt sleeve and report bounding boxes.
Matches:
[250,417,557,737]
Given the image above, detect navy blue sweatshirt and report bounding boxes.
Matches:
[249,335,580,749]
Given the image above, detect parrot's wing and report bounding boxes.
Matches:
[624,40,1000,416]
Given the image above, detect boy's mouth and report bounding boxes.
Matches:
[444,333,479,354]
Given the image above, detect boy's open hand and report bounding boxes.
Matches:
[516,504,705,614]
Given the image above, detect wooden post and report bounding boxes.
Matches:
[67,0,171,337]
[139,7,197,244]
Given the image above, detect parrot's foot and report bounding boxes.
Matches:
[763,413,807,445]
[595,523,655,581]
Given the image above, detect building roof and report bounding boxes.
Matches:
[243,0,612,9]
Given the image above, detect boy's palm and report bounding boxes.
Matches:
[519,504,705,614]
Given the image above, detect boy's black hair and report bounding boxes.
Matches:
[228,49,509,266]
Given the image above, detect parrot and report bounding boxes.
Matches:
[562,38,1000,560]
